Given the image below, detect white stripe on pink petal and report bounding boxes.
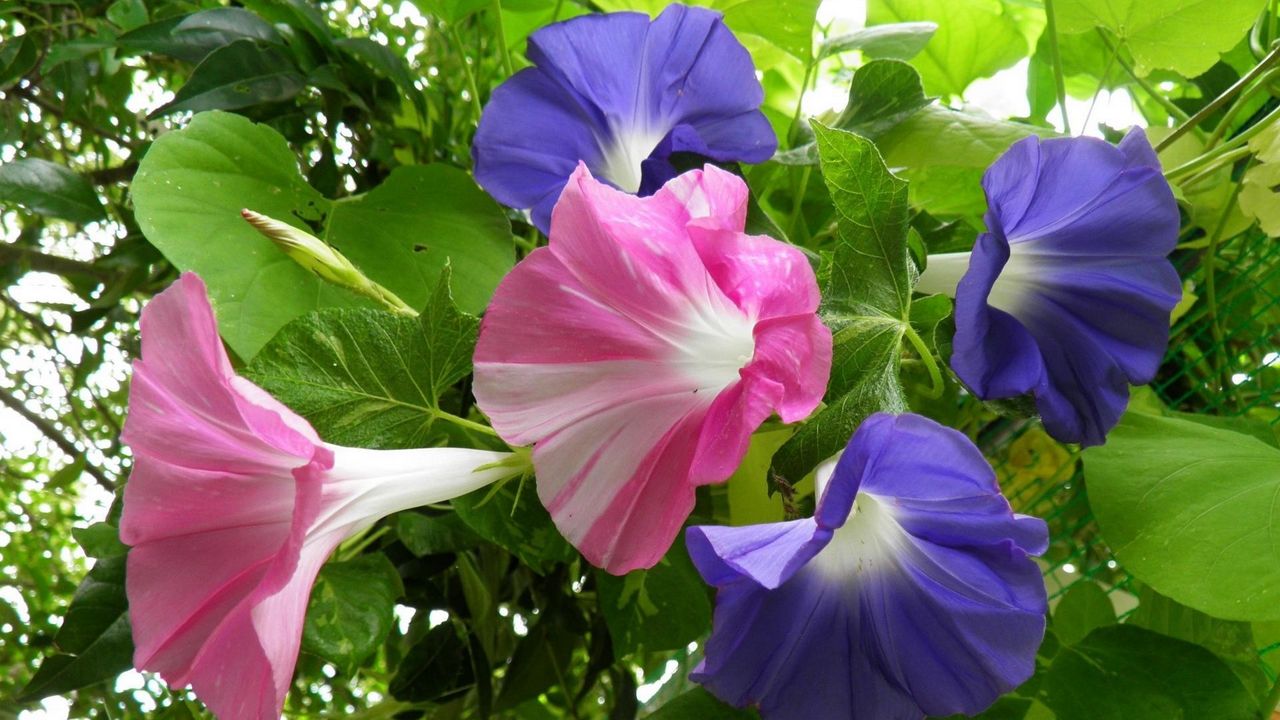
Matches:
[474,164,831,574]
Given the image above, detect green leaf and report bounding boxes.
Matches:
[0,34,40,87]
[818,21,938,61]
[1128,586,1270,702]
[452,477,576,574]
[1055,0,1270,77]
[396,511,482,556]
[151,39,305,116]
[19,556,133,701]
[245,270,480,449]
[302,554,404,675]
[647,687,757,719]
[1052,581,1116,646]
[1084,412,1280,622]
[336,37,426,118]
[1041,625,1258,719]
[595,543,712,657]
[0,158,106,224]
[494,609,578,710]
[72,522,127,560]
[875,105,1051,215]
[774,60,932,165]
[772,125,912,481]
[833,60,932,139]
[413,0,490,23]
[868,0,1042,97]
[815,124,913,321]
[716,0,822,61]
[117,9,282,64]
[389,621,475,702]
[133,111,513,359]
[908,292,953,360]
[727,428,790,525]
[105,0,148,31]
[1239,121,1280,236]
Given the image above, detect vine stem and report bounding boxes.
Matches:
[449,25,485,125]
[1096,30,1193,126]
[1264,671,1280,719]
[1043,0,1072,134]
[1156,44,1280,152]
[1201,159,1251,403]
[490,0,516,79]
[1166,104,1280,181]
[901,323,944,400]
[787,57,816,146]
[433,407,501,438]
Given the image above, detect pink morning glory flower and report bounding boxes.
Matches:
[473,164,832,574]
[120,273,514,720]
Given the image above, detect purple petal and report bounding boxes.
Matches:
[472,68,606,231]
[473,6,775,232]
[686,519,829,590]
[689,413,1048,719]
[951,232,1047,399]
[952,132,1180,445]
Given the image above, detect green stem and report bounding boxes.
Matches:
[1201,160,1250,404]
[1206,66,1280,148]
[551,0,565,22]
[339,526,390,561]
[1177,148,1251,190]
[1167,104,1280,181]
[1043,0,1072,134]
[1097,30,1193,125]
[787,57,816,146]
[788,165,812,239]
[449,25,484,125]
[902,323,944,400]
[1157,44,1280,152]
[1262,671,1280,719]
[490,0,516,79]
[433,407,501,438]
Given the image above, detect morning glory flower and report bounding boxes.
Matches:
[472,4,776,233]
[914,129,1180,446]
[120,273,515,720]
[686,413,1048,720]
[473,163,831,574]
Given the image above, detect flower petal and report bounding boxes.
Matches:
[472,68,607,232]
[475,166,828,573]
[472,6,775,230]
[121,273,320,473]
[689,413,1047,719]
[951,232,1047,399]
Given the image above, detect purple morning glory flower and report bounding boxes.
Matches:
[686,413,1047,720]
[915,129,1181,446]
[472,4,776,233]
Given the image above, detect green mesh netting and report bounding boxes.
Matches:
[978,230,1280,676]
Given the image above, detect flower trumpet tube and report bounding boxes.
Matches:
[472,4,776,232]
[687,413,1048,720]
[915,129,1180,446]
[120,273,516,720]
[473,163,832,574]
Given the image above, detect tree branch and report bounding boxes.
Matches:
[10,85,136,150]
[0,384,116,492]
[0,243,116,280]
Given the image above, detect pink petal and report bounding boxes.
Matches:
[475,166,832,574]
[121,273,320,475]
[747,314,832,423]
[688,225,821,320]
[656,164,749,231]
